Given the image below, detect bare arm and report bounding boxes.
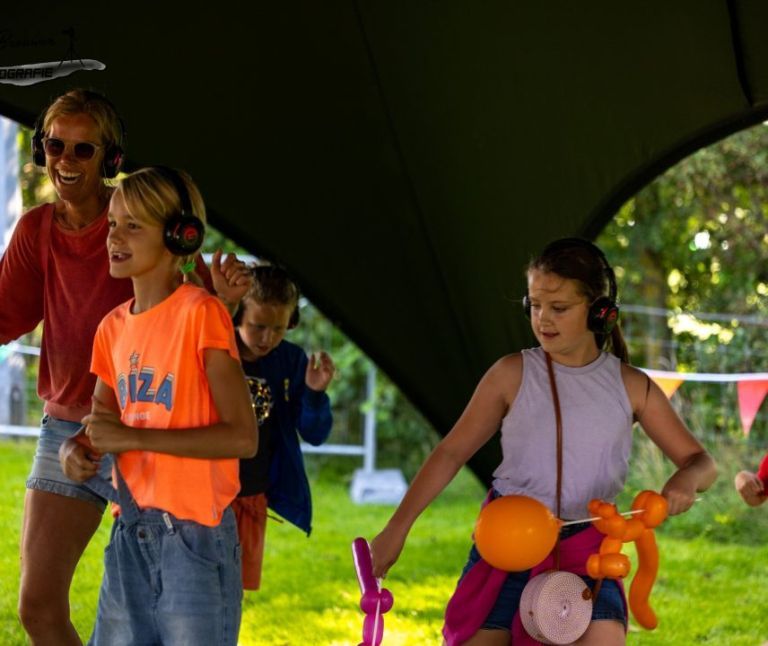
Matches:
[624,365,717,515]
[83,349,258,459]
[369,354,521,578]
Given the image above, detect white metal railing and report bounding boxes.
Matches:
[0,424,39,437]
[301,366,376,467]
[4,342,40,356]
[0,342,39,436]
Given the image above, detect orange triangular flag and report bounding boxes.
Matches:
[737,380,768,437]
[652,377,684,398]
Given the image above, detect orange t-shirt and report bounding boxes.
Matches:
[91,283,241,526]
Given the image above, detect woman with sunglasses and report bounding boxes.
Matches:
[0,89,249,645]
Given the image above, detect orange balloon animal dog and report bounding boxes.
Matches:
[586,490,668,629]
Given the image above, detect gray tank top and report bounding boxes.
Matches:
[492,347,633,520]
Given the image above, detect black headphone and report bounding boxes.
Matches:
[151,166,205,256]
[31,90,126,179]
[523,237,619,336]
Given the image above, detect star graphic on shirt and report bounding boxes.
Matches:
[129,352,140,369]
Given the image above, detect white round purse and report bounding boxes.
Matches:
[519,570,593,644]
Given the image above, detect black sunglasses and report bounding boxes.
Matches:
[43,137,102,161]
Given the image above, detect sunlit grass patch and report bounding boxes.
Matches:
[1,437,768,644]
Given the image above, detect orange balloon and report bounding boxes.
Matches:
[589,491,668,630]
[474,495,560,571]
[629,529,661,629]
[599,552,631,579]
[632,490,668,528]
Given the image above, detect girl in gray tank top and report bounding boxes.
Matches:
[492,346,633,520]
[369,238,717,646]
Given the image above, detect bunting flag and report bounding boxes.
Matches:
[641,369,768,437]
[737,380,768,437]
[652,377,684,398]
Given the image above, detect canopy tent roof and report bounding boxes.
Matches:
[3,2,768,484]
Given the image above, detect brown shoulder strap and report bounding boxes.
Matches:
[544,352,563,570]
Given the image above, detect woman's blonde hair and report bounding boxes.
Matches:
[43,88,123,148]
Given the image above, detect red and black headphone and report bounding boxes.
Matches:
[523,237,619,336]
[151,166,205,256]
[31,90,126,179]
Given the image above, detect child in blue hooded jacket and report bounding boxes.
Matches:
[231,264,334,589]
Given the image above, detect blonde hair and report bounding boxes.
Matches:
[43,88,123,147]
[114,167,206,285]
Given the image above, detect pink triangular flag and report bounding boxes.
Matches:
[737,380,768,437]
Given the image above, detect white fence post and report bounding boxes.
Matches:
[0,116,29,432]
[349,365,407,505]
[362,364,376,473]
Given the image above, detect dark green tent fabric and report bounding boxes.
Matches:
[2,2,768,485]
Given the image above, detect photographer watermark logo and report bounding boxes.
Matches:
[0,28,105,87]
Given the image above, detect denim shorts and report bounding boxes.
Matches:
[459,521,627,631]
[26,414,115,510]
[89,506,242,646]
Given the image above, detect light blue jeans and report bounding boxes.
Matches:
[89,470,242,645]
[27,414,115,508]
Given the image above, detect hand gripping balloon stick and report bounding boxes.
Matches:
[352,538,394,646]
[585,490,668,629]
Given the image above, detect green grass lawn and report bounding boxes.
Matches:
[1,437,767,644]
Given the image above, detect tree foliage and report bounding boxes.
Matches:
[598,123,768,442]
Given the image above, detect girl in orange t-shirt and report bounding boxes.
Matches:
[64,167,257,645]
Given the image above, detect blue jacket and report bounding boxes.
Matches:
[255,340,332,535]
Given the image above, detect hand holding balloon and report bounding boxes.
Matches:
[660,468,700,515]
[352,538,394,646]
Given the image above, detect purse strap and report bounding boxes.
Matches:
[546,351,608,600]
[544,352,563,570]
